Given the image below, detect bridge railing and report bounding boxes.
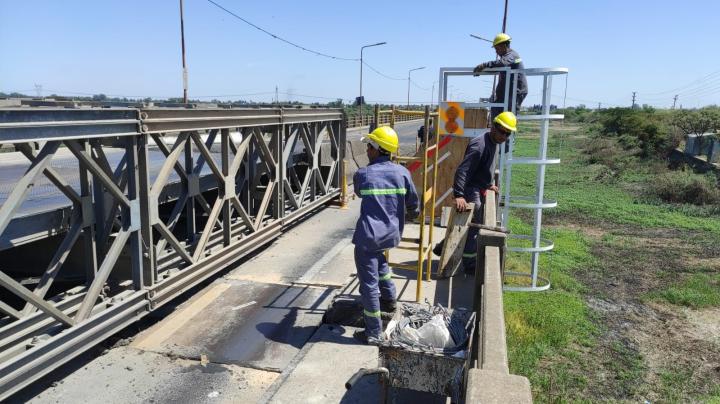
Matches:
[345,107,421,128]
[465,189,533,402]
[0,106,345,399]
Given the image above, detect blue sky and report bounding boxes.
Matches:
[1,0,719,108]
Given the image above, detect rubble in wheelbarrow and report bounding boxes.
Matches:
[386,302,470,353]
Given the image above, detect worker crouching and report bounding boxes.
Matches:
[454,111,517,273]
[352,126,419,344]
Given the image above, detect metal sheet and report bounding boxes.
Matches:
[141,282,333,371]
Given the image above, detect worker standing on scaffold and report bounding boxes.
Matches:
[473,33,528,121]
[454,112,517,273]
[352,126,419,344]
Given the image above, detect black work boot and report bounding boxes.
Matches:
[380,298,396,313]
[432,240,444,257]
[380,299,397,321]
[353,330,383,345]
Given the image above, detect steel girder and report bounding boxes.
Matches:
[0,106,346,399]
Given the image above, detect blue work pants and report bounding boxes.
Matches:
[354,246,396,338]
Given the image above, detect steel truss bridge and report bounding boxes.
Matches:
[0,106,345,399]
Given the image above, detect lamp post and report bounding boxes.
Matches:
[359,42,386,126]
[407,66,425,108]
[179,0,189,104]
[430,80,438,109]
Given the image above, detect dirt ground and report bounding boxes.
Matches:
[544,216,720,401]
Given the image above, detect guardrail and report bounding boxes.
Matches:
[465,190,533,402]
[346,107,421,128]
[0,106,345,399]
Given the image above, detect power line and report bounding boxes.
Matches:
[641,70,720,96]
[409,79,430,91]
[206,0,407,84]
[206,0,358,61]
[641,75,720,102]
[362,61,404,81]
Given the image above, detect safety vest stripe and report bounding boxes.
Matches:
[360,188,407,196]
[463,252,477,258]
[364,309,381,318]
[379,271,393,281]
[514,58,522,63]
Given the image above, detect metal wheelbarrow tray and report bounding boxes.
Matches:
[378,303,476,399]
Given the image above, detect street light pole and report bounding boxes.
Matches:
[407,66,425,108]
[359,41,386,126]
[430,81,437,109]
[179,0,189,104]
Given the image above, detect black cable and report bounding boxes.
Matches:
[206,0,358,61]
[362,61,404,81]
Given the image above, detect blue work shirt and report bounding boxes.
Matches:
[352,156,419,252]
[453,132,498,198]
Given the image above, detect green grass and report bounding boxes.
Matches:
[648,273,720,308]
[503,217,598,399]
[507,130,720,234]
[658,366,696,403]
[500,124,720,400]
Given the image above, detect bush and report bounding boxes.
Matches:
[582,137,639,174]
[647,170,720,205]
[598,108,676,158]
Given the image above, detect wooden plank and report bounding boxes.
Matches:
[465,108,489,129]
[408,135,471,218]
[438,203,475,278]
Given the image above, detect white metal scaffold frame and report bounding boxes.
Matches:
[437,66,569,292]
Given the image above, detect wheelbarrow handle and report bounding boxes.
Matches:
[345,367,389,390]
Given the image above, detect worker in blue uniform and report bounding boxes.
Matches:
[352,126,419,343]
[473,33,528,121]
[454,111,517,273]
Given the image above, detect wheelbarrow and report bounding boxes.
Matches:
[345,303,476,403]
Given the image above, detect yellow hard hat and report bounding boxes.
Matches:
[493,111,517,132]
[492,33,511,47]
[363,126,399,153]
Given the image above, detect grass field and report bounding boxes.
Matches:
[502,122,720,402]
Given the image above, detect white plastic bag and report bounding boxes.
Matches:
[398,325,422,344]
[415,314,453,349]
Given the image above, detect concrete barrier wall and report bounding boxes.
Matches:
[466,190,533,403]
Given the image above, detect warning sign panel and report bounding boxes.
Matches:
[439,101,465,136]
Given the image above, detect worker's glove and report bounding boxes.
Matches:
[405,207,420,221]
[473,63,486,76]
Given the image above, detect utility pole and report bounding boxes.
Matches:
[179,0,189,104]
[275,85,279,104]
[631,92,637,109]
[502,0,509,33]
[672,94,678,109]
[598,102,601,110]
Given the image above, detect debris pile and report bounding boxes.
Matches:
[388,303,470,353]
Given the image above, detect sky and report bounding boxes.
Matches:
[1,0,719,108]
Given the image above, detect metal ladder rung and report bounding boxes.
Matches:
[423,187,433,203]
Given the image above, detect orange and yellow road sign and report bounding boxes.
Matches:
[439,102,465,136]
